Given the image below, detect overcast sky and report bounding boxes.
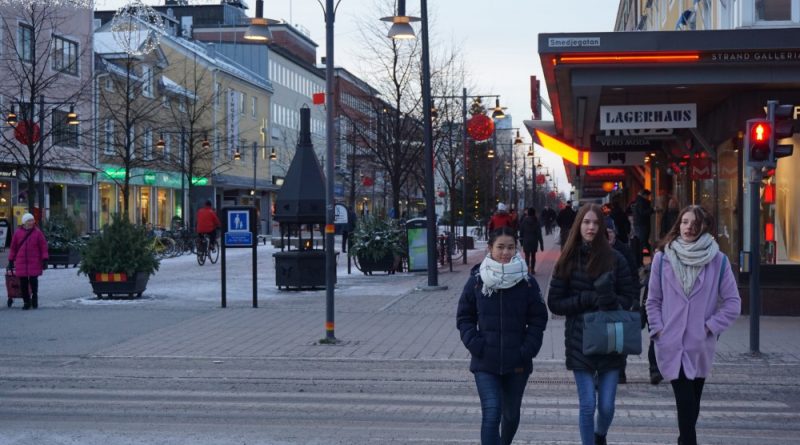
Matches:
[98,0,622,195]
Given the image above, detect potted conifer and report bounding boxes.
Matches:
[348,216,404,275]
[78,214,159,298]
[42,213,84,268]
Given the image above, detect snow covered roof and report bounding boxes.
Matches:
[160,75,198,101]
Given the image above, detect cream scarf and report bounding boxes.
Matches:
[479,253,527,296]
[664,233,719,296]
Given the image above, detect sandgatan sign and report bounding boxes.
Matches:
[600,103,696,130]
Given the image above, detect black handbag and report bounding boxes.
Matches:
[582,309,642,355]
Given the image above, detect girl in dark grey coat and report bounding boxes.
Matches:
[547,204,637,445]
[457,227,548,445]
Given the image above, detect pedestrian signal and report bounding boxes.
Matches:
[746,119,771,168]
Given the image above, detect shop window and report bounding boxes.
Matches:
[66,186,88,234]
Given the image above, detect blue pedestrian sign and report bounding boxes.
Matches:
[228,210,249,232]
[225,231,253,247]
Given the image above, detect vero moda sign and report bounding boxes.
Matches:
[600,103,697,130]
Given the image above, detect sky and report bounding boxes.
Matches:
[97,0,622,196]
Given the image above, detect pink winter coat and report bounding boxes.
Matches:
[8,226,49,277]
[646,251,741,381]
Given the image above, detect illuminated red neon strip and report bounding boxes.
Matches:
[557,54,700,64]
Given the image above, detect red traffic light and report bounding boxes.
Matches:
[752,122,770,142]
[748,120,771,163]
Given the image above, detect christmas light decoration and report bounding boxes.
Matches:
[111,0,166,56]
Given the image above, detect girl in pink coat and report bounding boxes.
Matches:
[646,205,740,445]
[8,213,49,310]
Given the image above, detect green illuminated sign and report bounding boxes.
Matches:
[103,167,126,180]
[191,177,208,185]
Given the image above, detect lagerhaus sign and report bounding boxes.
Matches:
[600,104,697,130]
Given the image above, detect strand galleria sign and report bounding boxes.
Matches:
[600,103,696,130]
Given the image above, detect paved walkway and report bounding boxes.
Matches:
[70,233,800,369]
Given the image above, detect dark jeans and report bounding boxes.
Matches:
[474,371,530,445]
[341,231,349,253]
[670,367,706,445]
[19,276,39,307]
[648,338,659,374]
[523,248,537,273]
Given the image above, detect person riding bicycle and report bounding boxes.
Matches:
[196,200,221,248]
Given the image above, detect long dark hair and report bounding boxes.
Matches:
[656,205,715,252]
[554,204,614,279]
[488,226,518,246]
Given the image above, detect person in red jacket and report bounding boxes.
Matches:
[488,203,516,234]
[8,213,49,310]
[196,200,221,247]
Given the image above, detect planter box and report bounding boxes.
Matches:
[89,272,150,299]
[48,248,81,268]
[356,253,399,275]
[273,250,329,289]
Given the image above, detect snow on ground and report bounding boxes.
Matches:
[37,240,453,308]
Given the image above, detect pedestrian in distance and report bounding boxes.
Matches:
[646,205,741,445]
[457,226,548,445]
[547,204,638,445]
[605,217,640,385]
[7,213,49,310]
[519,208,544,274]
[488,203,515,234]
[541,205,557,235]
[556,200,577,249]
[632,189,654,260]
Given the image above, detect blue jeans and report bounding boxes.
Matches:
[474,371,530,445]
[573,369,620,445]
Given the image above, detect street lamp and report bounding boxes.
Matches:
[6,97,80,216]
[382,0,442,289]
[243,0,272,42]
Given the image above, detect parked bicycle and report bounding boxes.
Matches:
[437,231,464,266]
[195,232,219,265]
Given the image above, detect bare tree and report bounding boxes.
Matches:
[343,0,465,217]
[0,4,94,214]
[95,51,169,218]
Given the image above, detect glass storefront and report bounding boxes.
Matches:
[0,180,12,221]
[99,183,114,227]
[157,189,170,229]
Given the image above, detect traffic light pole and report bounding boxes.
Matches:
[748,164,761,354]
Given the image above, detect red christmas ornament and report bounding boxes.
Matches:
[14,120,40,145]
[536,174,546,185]
[437,191,446,198]
[361,176,374,186]
[548,191,557,199]
[466,114,494,141]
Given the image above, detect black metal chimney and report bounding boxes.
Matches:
[273,105,326,224]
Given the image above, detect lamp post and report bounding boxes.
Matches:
[382,0,441,288]
[323,0,338,342]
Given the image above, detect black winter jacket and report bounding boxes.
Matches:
[457,264,549,375]
[547,245,638,372]
[519,216,544,252]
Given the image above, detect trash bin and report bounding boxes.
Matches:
[405,217,428,272]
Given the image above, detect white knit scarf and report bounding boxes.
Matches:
[664,233,719,296]
[479,253,527,296]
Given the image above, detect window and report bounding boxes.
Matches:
[52,35,78,75]
[178,98,186,113]
[143,128,153,159]
[214,82,221,109]
[756,0,792,21]
[17,24,33,63]
[162,134,171,156]
[51,109,78,147]
[239,92,245,114]
[128,125,135,158]
[161,95,169,108]
[141,65,154,97]
[104,76,114,92]
[104,119,114,154]
[251,96,257,118]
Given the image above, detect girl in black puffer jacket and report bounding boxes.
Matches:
[457,227,549,445]
[547,204,637,445]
